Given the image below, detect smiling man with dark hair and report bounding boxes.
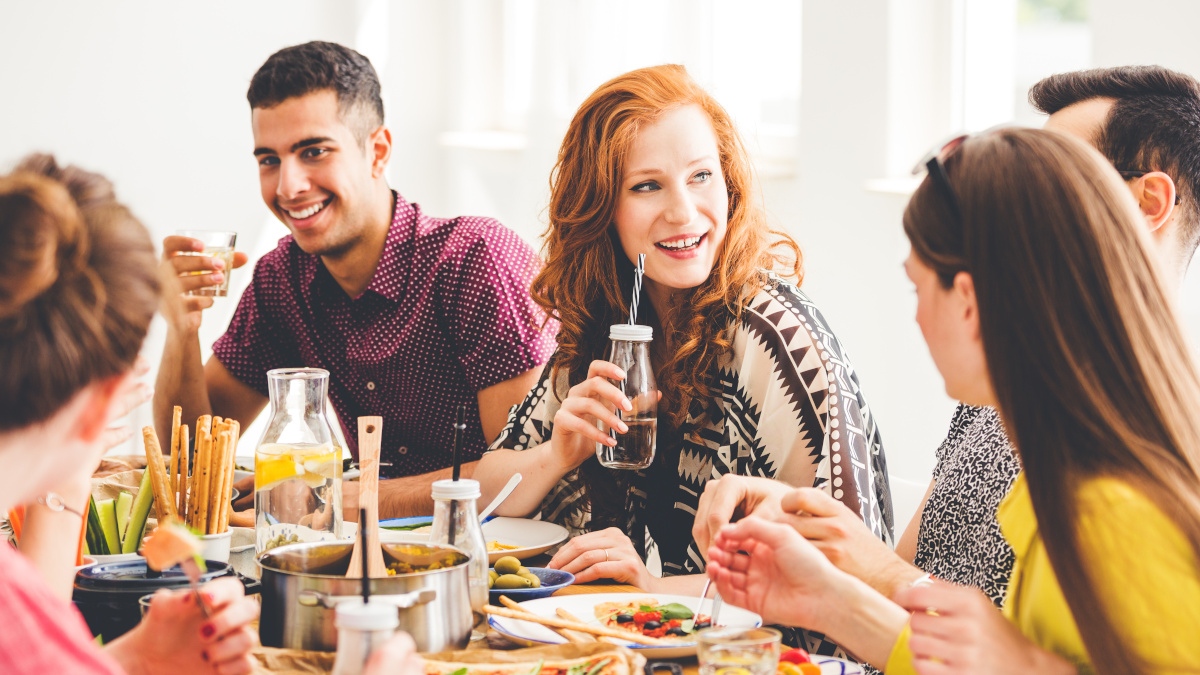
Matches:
[154,41,556,518]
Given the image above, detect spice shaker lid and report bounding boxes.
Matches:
[335,599,400,630]
[431,478,481,500]
[609,324,653,341]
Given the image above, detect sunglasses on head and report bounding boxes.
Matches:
[911,133,970,225]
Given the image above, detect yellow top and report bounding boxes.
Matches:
[886,473,1200,674]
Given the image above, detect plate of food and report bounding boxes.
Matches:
[482,517,569,563]
[378,516,569,563]
[487,592,761,659]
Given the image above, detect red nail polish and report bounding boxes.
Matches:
[201,623,216,639]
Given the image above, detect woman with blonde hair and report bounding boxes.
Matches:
[474,64,892,629]
[706,128,1200,673]
[0,154,260,674]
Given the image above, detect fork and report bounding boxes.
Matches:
[695,578,725,627]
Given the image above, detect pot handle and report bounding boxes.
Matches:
[297,587,437,610]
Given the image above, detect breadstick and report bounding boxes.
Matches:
[195,426,213,534]
[209,431,232,534]
[497,596,594,643]
[177,424,190,518]
[555,608,599,643]
[482,605,668,645]
[188,416,210,528]
[141,427,179,522]
[168,406,182,498]
[218,421,239,533]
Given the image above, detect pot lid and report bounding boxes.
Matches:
[76,559,232,593]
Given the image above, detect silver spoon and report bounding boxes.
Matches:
[478,473,522,523]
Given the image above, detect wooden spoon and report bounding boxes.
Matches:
[347,416,387,578]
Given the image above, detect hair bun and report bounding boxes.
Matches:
[0,170,87,318]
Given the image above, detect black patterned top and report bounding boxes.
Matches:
[490,271,894,658]
[914,404,1022,606]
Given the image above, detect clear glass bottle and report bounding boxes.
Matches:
[255,367,343,553]
[429,479,488,614]
[597,324,658,469]
[330,599,398,675]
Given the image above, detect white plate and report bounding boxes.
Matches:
[487,592,762,659]
[481,517,569,564]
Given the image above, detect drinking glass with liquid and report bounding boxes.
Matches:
[596,324,657,470]
[697,627,782,675]
[255,368,343,553]
[175,230,237,297]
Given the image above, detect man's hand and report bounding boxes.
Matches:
[692,475,794,555]
[780,488,923,595]
[160,235,249,332]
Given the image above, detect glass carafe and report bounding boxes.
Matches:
[255,368,343,553]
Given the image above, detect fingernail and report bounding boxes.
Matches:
[618,421,629,433]
[622,399,632,412]
[212,258,225,270]
[201,623,216,639]
[212,272,225,282]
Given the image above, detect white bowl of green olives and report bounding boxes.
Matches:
[488,555,575,602]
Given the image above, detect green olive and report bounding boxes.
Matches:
[488,570,499,588]
[493,573,534,589]
[517,570,541,588]
[494,556,522,575]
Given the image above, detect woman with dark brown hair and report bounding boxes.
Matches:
[706,127,1200,674]
[0,155,260,674]
[474,64,892,620]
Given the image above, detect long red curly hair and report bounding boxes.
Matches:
[536,64,802,426]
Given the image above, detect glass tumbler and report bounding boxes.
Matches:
[596,324,657,470]
[176,229,237,297]
[697,626,782,675]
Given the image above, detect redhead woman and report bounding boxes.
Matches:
[0,155,263,674]
[474,64,892,648]
[706,128,1200,674]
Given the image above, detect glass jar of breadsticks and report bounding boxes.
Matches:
[141,406,243,559]
[254,368,343,554]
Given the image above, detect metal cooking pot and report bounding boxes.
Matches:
[258,541,473,652]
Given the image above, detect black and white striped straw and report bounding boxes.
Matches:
[628,253,645,325]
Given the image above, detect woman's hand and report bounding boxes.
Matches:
[364,632,423,675]
[109,576,259,675]
[706,517,847,631]
[893,581,1076,675]
[547,527,656,589]
[692,475,794,555]
[547,361,633,472]
[779,488,922,595]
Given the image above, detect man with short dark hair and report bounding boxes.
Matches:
[155,41,556,518]
[1031,65,1200,288]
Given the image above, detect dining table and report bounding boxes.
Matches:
[250,578,703,675]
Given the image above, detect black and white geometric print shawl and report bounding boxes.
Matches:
[489,272,893,657]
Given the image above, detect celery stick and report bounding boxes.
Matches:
[114,491,133,547]
[97,499,120,554]
[121,470,154,554]
[86,496,109,555]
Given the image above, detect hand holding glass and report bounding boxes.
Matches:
[175,230,237,297]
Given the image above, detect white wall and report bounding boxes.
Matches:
[3,1,1198,515]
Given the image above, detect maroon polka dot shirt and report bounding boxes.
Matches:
[213,192,558,478]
